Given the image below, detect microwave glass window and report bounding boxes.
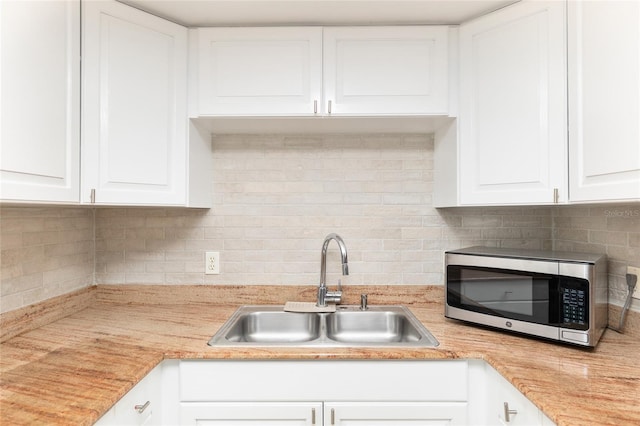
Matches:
[460,270,534,316]
[447,265,552,325]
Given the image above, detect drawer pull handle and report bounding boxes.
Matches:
[504,402,517,422]
[134,401,150,414]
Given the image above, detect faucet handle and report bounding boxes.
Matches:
[360,294,368,310]
[323,279,343,305]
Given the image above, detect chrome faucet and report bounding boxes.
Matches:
[317,233,349,307]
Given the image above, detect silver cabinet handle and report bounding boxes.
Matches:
[504,402,517,422]
[328,100,332,114]
[314,100,318,114]
[331,408,335,425]
[553,187,559,204]
[311,407,316,425]
[134,401,150,414]
[90,188,96,204]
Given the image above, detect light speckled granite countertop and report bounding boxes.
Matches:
[1,285,639,425]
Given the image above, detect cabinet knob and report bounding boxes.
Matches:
[134,400,150,414]
[503,402,518,422]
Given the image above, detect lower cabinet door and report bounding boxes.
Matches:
[486,366,544,426]
[325,402,468,426]
[180,402,323,425]
[94,365,161,426]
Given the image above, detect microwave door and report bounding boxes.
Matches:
[447,265,552,324]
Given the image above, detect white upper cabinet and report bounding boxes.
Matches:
[568,0,640,202]
[193,27,322,116]
[0,0,80,203]
[82,0,200,206]
[323,26,448,115]
[457,0,567,205]
[192,26,449,117]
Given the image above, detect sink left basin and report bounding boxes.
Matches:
[224,309,321,343]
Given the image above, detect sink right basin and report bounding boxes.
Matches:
[326,310,424,343]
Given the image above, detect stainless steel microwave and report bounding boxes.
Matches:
[445,246,608,347]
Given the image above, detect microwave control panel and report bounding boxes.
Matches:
[561,287,586,325]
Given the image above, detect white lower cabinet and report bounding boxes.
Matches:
[467,360,555,426]
[95,360,556,426]
[180,401,467,426]
[95,363,162,426]
[178,360,468,426]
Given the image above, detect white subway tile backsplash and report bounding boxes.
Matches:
[97,133,553,288]
[0,207,94,313]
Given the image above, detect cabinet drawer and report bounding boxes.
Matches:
[179,360,468,402]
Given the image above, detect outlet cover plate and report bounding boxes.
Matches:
[628,266,640,299]
[206,251,220,275]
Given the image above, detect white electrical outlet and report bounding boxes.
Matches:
[205,251,220,275]
[628,266,640,299]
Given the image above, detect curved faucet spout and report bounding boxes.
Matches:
[318,233,349,307]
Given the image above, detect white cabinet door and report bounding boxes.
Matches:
[323,26,449,115]
[82,0,188,205]
[458,0,567,205]
[485,365,545,426]
[180,402,323,426]
[568,0,640,202]
[95,364,163,426]
[467,360,550,426]
[0,0,80,203]
[193,27,323,116]
[326,402,468,426]
[192,26,449,118]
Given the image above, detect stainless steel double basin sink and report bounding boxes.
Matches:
[208,305,439,348]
